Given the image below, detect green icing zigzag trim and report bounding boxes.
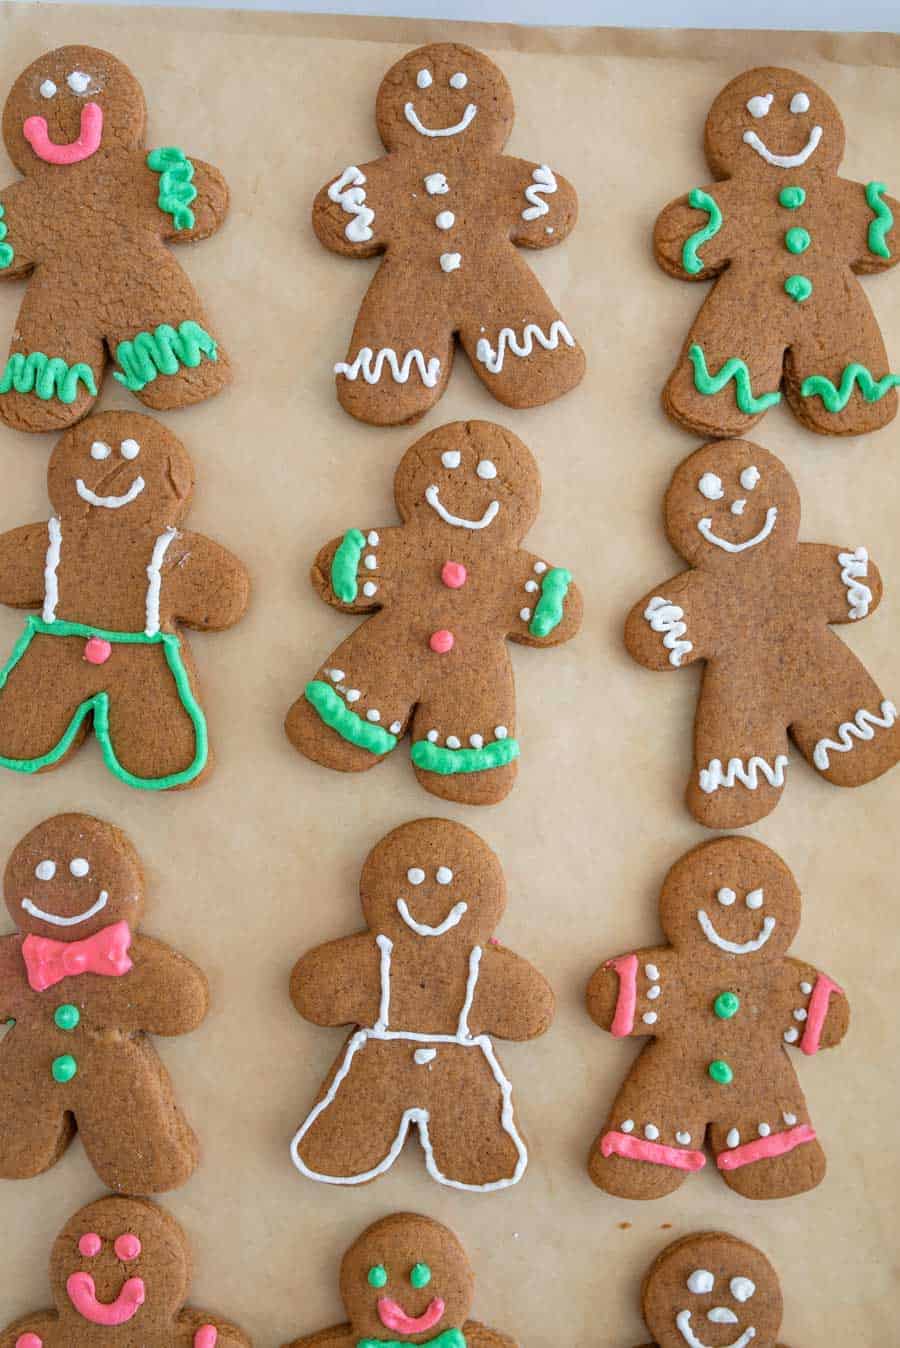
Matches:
[305,680,397,755]
[682,188,722,275]
[114,321,217,392]
[801,363,900,412]
[688,343,781,415]
[411,736,520,776]
[866,181,893,260]
[147,146,198,231]
[0,352,96,404]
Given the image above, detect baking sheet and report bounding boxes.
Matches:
[0,5,898,1342]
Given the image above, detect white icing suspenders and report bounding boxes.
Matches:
[41,519,178,635]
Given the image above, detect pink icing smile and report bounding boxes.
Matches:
[66,1271,145,1326]
[23,102,103,165]
[377,1296,446,1335]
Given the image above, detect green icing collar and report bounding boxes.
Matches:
[357,1329,466,1348]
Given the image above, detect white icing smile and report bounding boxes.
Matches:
[404,101,478,138]
[396,896,468,936]
[425,484,500,530]
[742,124,822,168]
[697,909,776,955]
[21,890,109,927]
[676,1310,756,1348]
[75,476,145,509]
[698,506,777,553]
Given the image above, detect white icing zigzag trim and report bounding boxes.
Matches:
[335,346,441,388]
[327,165,375,244]
[522,164,557,220]
[644,595,692,667]
[699,754,789,794]
[476,321,575,375]
[838,546,872,620]
[813,700,897,770]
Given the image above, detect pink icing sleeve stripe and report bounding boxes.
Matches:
[717,1123,816,1172]
[194,1327,218,1348]
[600,1130,706,1172]
[800,974,844,1056]
[605,954,638,1037]
[15,1335,43,1348]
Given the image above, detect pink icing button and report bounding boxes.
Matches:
[16,1334,43,1347]
[441,560,467,589]
[194,1326,219,1348]
[114,1233,142,1261]
[429,629,454,654]
[78,1233,102,1258]
[84,636,112,665]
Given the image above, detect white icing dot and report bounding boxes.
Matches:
[407,867,425,885]
[726,1128,740,1148]
[687,1270,715,1296]
[469,734,483,748]
[446,735,461,749]
[494,725,508,739]
[676,1131,692,1145]
[416,69,433,89]
[746,92,773,118]
[730,498,746,515]
[793,1007,807,1021]
[621,1119,634,1133]
[35,859,56,881]
[525,580,538,592]
[436,866,453,885]
[642,1011,658,1025]
[717,887,736,906]
[40,79,57,99]
[346,689,361,703]
[476,459,497,480]
[441,449,461,469]
[645,963,659,981]
[647,984,661,1000]
[784,1027,799,1043]
[366,709,381,722]
[740,465,760,491]
[746,888,764,909]
[389,721,402,735]
[799,981,812,995]
[644,1123,659,1140]
[520,608,531,622]
[90,440,111,460]
[731,1277,756,1303]
[435,210,455,230]
[120,438,140,460]
[364,554,377,570]
[534,561,547,574]
[427,729,439,743]
[449,71,468,89]
[67,70,91,94]
[69,857,89,878]
[440,252,461,273]
[424,172,449,195]
[783,1111,798,1125]
[790,91,810,114]
[367,531,379,546]
[329,669,344,682]
[698,471,724,501]
[363,581,378,597]
[758,1122,771,1137]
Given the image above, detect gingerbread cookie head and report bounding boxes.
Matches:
[658,837,801,963]
[664,440,800,570]
[375,43,514,156]
[393,420,541,547]
[704,66,845,179]
[642,1232,783,1348]
[360,817,506,946]
[2,46,146,177]
[339,1213,475,1344]
[5,813,145,942]
[46,410,194,527]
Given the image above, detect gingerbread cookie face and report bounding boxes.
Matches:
[641,1233,783,1348]
[375,45,514,155]
[46,413,193,525]
[654,65,899,438]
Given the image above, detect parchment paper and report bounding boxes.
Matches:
[0,6,897,1343]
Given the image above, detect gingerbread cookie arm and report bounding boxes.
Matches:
[625,571,712,670]
[102,934,209,1035]
[654,181,737,280]
[166,532,251,630]
[147,151,230,242]
[586,947,672,1037]
[291,933,382,1027]
[840,176,900,273]
[798,542,883,624]
[507,550,582,647]
[311,526,399,614]
[0,1311,57,1347]
[0,523,52,608]
[470,943,554,1040]
[0,934,26,1020]
[505,157,578,249]
[313,157,391,257]
[463,1319,519,1348]
[176,1308,252,1347]
[281,1325,355,1348]
[780,957,849,1055]
[0,180,39,278]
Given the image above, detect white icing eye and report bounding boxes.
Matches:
[717,887,736,906]
[476,459,497,480]
[69,858,89,878]
[790,92,810,114]
[407,867,425,885]
[436,866,453,885]
[39,79,57,99]
[67,70,91,94]
[740,465,760,491]
[449,72,468,89]
[35,859,56,881]
[746,888,764,910]
[120,439,140,460]
[416,69,433,89]
[90,440,112,460]
[746,93,773,118]
[730,1277,756,1302]
[441,449,461,469]
[698,472,724,501]
[687,1269,715,1295]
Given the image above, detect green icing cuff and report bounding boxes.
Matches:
[306,680,397,755]
[331,528,366,602]
[801,363,900,412]
[147,146,198,231]
[358,1331,466,1348]
[688,344,781,415]
[411,736,520,776]
[682,188,722,275]
[866,181,893,259]
[0,204,13,270]
[0,352,96,404]
[529,567,571,638]
[114,321,217,392]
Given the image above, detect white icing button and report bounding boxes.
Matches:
[69,858,89,877]
[621,1119,634,1133]
[446,735,461,749]
[645,964,659,981]
[642,1011,657,1025]
[726,1128,740,1149]
[676,1131,692,1145]
[758,1122,771,1137]
[424,172,449,195]
[647,984,661,1000]
[476,459,497,480]
[329,669,344,682]
[414,1047,437,1065]
[389,721,402,734]
[346,689,361,703]
[644,1124,659,1140]
[717,887,736,906]
[363,581,378,597]
[436,866,453,885]
[687,1270,715,1296]
[120,438,140,460]
[427,729,439,742]
[469,734,483,748]
[67,70,91,93]
[525,580,538,592]
[364,554,377,570]
[367,531,379,546]
[449,71,468,88]
[35,859,56,881]
[793,1008,807,1021]
[366,709,381,722]
[440,252,461,273]
[494,726,508,739]
[407,867,425,885]
[90,440,111,460]
[435,210,455,230]
[520,608,531,622]
[784,1027,800,1043]
[39,79,57,98]
[534,561,547,574]
[416,69,433,89]
[441,449,461,469]
[730,498,746,515]
[799,981,812,995]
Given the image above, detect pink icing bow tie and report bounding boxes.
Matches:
[22,920,133,992]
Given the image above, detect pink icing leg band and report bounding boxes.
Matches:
[800,974,844,1055]
[194,1327,218,1348]
[600,1130,706,1171]
[605,954,638,1037]
[717,1123,816,1171]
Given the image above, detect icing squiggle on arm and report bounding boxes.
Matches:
[682,188,722,275]
[327,165,375,243]
[837,546,872,619]
[866,181,893,259]
[522,164,557,221]
[605,954,638,1036]
[644,595,692,666]
[800,973,844,1054]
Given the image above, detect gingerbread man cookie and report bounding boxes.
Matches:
[635,1232,787,1348]
[0,45,230,433]
[290,819,554,1192]
[586,837,848,1201]
[285,420,582,805]
[313,42,585,425]
[655,67,899,437]
[282,1213,515,1348]
[0,1194,251,1347]
[0,411,249,790]
[625,438,899,828]
[0,814,208,1192]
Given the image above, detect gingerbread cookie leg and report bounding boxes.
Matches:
[790,643,900,787]
[0,632,95,774]
[0,1047,75,1178]
[0,279,103,433]
[687,667,790,829]
[710,1097,824,1200]
[101,641,209,790]
[588,1061,707,1200]
[409,661,518,805]
[422,1039,526,1190]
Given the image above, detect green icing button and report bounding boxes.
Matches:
[51,1053,78,1083]
[785,227,811,255]
[713,991,740,1020]
[779,185,806,210]
[708,1059,733,1084]
[54,1003,80,1031]
[784,274,812,303]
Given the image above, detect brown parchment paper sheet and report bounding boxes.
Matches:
[0,5,898,1343]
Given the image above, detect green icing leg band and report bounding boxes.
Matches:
[331,529,366,602]
[114,321,217,392]
[411,736,520,776]
[682,188,722,275]
[147,146,197,231]
[0,352,96,404]
[0,204,13,269]
[529,567,571,638]
[866,181,893,259]
[0,617,207,790]
[688,343,782,415]
[801,363,900,412]
[305,680,397,755]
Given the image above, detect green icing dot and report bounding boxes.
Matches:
[410,1263,431,1289]
[785,227,810,255]
[367,1265,388,1289]
[54,1003,80,1031]
[778,185,806,210]
[51,1053,77,1083]
[713,991,740,1020]
[708,1059,733,1084]
[784,274,812,303]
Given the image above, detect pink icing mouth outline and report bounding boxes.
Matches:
[66,1271,146,1326]
[377,1296,446,1335]
[23,102,103,164]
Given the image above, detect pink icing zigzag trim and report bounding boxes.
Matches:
[23,102,103,165]
[801,974,844,1056]
[600,1129,706,1171]
[717,1122,816,1171]
[605,954,638,1037]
